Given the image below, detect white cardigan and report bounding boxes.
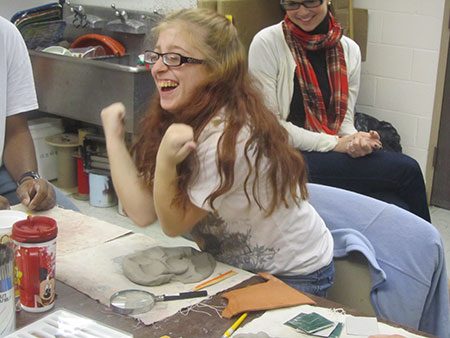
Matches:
[248,22,361,152]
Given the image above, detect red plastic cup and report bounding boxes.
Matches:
[76,156,89,195]
[12,216,57,312]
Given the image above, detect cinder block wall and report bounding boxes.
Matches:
[354,0,446,176]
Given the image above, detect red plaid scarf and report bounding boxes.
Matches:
[283,13,348,135]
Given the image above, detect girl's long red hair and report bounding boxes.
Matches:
[131,8,308,215]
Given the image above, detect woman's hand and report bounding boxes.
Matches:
[157,124,197,166]
[334,131,382,158]
[100,102,127,141]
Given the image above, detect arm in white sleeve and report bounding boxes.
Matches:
[249,25,339,152]
[338,38,361,136]
[281,121,338,152]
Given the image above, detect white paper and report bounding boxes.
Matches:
[12,206,131,256]
[234,305,427,338]
[313,322,339,337]
[346,316,378,336]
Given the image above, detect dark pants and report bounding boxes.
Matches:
[302,151,431,222]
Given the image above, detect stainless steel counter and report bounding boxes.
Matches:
[30,50,155,134]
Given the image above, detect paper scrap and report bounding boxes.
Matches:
[346,315,379,336]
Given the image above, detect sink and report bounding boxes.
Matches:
[29,50,155,134]
[93,54,141,66]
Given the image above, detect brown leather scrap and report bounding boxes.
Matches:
[221,272,316,318]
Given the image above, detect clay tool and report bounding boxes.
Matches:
[193,270,237,291]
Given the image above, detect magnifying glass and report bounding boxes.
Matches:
[110,289,208,315]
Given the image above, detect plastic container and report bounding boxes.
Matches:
[0,244,15,336]
[70,45,106,58]
[12,216,58,313]
[89,172,117,207]
[74,156,89,200]
[0,210,27,245]
[0,211,28,314]
[42,45,73,56]
[28,117,64,181]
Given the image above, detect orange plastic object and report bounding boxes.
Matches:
[70,34,126,57]
[220,272,316,318]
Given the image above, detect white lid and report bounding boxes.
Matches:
[0,210,28,234]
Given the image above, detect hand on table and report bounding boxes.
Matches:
[0,195,10,210]
[16,178,56,211]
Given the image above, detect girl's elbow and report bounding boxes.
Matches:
[161,225,182,237]
[159,219,187,237]
[162,230,179,238]
[130,213,157,227]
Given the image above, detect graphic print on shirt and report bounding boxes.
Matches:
[192,213,278,272]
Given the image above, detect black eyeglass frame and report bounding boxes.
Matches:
[143,50,205,67]
[280,0,324,10]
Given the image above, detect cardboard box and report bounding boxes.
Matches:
[198,0,284,52]
[333,0,349,10]
[197,0,218,10]
[335,8,368,61]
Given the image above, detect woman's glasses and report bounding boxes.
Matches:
[280,0,324,10]
[143,50,204,67]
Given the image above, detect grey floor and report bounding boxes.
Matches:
[67,194,450,275]
[430,206,450,274]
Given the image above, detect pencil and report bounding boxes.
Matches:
[193,270,237,291]
[221,312,248,338]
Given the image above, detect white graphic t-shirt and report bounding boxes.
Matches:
[189,115,333,276]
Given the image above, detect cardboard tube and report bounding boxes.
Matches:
[45,134,79,189]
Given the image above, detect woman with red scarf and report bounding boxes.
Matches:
[248,0,431,221]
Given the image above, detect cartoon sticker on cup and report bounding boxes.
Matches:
[12,216,57,312]
[37,267,56,307]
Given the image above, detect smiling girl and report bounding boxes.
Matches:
[248,0,430,221]
[101,8,334,296]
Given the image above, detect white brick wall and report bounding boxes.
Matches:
[354,0,446,175]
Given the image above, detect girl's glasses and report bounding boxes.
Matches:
[280,0,324,10]
[143,50,204,67]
